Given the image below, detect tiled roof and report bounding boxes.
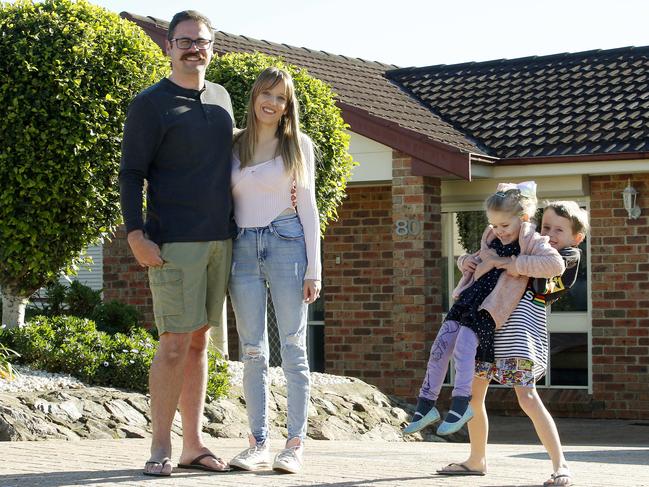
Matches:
[124,14,481,156]
[386,47,649,160]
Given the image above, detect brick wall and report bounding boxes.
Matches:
[589,173,649,419]
[322,184,394,392]
[102,226,154,328]
[322,152,443,396]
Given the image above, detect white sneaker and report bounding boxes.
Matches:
[229,434,270,471]
[272,440,304,474]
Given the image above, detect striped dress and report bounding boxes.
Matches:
[493,285,548,380]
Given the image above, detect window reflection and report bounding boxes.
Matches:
[308,288,325,322]
[550,333,588,386]
[550,239,588,312]
[450,211,486,310]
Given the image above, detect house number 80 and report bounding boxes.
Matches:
[395,219,421,236]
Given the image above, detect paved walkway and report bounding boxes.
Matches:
[1,438,648,487]
[1,418,648,487]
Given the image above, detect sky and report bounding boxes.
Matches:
[88,0,649,68]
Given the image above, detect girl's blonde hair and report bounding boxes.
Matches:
[485,188,538,220]
[234,67,306,184]
[544,201,590,235]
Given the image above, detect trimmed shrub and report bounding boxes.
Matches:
[65,281,102,318]
[206,349,230,402]
[28,281,142,335]
[91,300,141,335]
[1,315,229,398]
[92,328,155,391]
[39,282,68,317]
[0,0,168,325]
[6,315,104,382]
[206,52,355,232]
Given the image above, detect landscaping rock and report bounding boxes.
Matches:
[0,362,466,443]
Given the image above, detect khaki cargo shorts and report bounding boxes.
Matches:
[148,240,232,335]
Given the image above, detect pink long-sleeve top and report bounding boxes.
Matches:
[454,221,564,329]
[231,134,321,281]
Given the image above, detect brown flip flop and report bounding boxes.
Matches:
[178,452,232,472]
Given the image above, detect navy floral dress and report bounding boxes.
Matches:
[445,238,521,362]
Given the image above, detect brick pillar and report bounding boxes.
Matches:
[391,152,443,397]
[102,225,154,328]
[590,174,649,419]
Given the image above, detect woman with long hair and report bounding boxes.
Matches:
[228,67,321,475]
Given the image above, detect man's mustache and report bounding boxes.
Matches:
[180,53,207,61]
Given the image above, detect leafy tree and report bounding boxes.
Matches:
[0,0,168,327]
[206,52,355,231]
[456,211,488,253]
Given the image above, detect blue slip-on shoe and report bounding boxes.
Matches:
[402,406,440,435]
[436,403,473,436]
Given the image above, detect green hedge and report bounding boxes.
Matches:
[0,0,168,298]
[207,52,355,232]
[1,315,229,400]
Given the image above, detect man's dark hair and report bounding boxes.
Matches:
[168,10,213,41]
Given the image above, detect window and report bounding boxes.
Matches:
[307,286,325,372]
[548,333,589,386]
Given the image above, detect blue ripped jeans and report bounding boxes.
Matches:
[229,213,310,444]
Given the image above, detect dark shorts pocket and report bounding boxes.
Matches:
[148,267,184,317]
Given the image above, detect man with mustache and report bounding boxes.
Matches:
[119,10,235,477]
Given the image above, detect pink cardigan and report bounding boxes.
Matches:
[453,222,565,329]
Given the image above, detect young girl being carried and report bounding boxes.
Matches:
[403,181,565,436]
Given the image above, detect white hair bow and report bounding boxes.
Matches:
[496,180,537,199]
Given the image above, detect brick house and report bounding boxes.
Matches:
[103,13,649,419]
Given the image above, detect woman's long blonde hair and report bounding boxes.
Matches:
[234,67,306,184]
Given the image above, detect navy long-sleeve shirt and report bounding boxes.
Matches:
[119,78,236,244]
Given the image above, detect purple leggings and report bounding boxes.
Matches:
[419,320,479,399]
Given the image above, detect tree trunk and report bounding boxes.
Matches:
[1,289,28,329]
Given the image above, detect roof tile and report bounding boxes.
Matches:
[387,46,649,159]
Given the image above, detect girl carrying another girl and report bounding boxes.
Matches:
[437,200,588,487]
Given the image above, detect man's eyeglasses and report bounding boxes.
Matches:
[170,38,213,50]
